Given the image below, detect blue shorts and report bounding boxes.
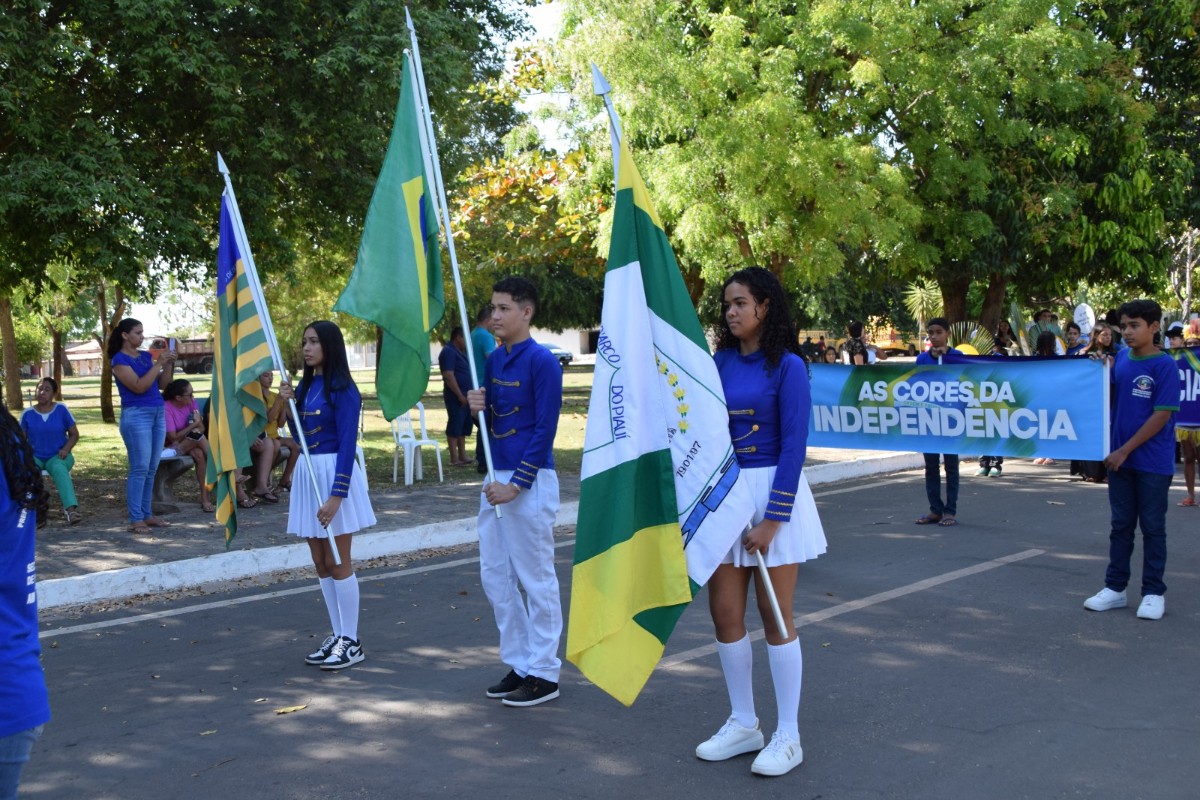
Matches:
[444,392,474,437]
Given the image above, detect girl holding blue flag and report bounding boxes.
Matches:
[696,267,826,778]
[277,321,376,670]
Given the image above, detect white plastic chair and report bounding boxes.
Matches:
[391,402,444,485]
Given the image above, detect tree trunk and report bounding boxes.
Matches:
[96,283,125,424]
[979,272,1008,334]
[940,273,972,324]
[51,327,65,397]
[0,294,22,411]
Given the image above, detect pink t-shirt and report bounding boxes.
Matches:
[164,399,199,442]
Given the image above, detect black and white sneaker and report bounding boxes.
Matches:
[502,675,559,707]
[486,670,523,699]
[304,634,337,666]
[320,637,365,670]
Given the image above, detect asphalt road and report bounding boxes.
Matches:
[22,462,1200,800]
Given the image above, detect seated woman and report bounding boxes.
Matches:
[259,371,299,494]
[19,377,82,524]
[162,379,216,512]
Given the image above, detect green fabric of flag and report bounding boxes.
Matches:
[335,57,444,421]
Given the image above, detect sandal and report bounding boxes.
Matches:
[145,517,171,528]
[254,490,280,504]
[915,514,943,525]
[1178,498,1197,507]
[274,480,292,492]
[130,522,152,534]
[237,496,259,509]
[200,500,217,513]
[64,507,82,525]
[938,516,958,526]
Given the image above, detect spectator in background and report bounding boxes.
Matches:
[471,305,498,475]
[816,336,827,360]
[439,327,475,467]
[842,322,868,365]
[1174,334,1200,506]
[1031,333,1060,465]
[260,371,299,493]
[109,318,175,534]
[163,379,216,512]
[20,378,82,524]
[1165,321,1185,350]
[801,336,816,360]
[821,348,840,365]
[1071,322,1120,483]
[0,405,51,799]
[993,319,1018,355]
[1065,322,1087,356]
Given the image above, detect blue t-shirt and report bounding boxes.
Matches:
[482,338,562,489]
[438,344,473,395]
[20,404,76,460]
[111,351,165,408]
[0,457,52,738]
[715,349,810,522]
[470,326,497,388]
[1111,350,1179,475]
[915,347,959,366]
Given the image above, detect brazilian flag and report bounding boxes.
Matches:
[335,54,445,421]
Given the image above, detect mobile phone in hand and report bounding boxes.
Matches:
[168,337,177,351]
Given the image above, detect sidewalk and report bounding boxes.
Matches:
[36,447,923,609]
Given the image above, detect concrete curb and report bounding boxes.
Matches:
[38,453,923,609]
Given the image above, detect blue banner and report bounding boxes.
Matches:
[809,357,1110,459]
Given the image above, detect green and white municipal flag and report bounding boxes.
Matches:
[335,54,444,421]
[566,136,756,706]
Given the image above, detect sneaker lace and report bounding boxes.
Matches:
[714,717,750,741]
[327,637,349,659]
[763,731,796,755]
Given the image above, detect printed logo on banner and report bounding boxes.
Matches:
[1133,375,1155,399]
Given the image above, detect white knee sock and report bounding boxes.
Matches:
[319,576,340,637]
[334,574,360,642]
[716,634,756,729]
[767,638,803,742]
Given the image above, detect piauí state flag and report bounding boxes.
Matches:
[206,195,274,547]
[565,136,757,706]
[335,55,444,421]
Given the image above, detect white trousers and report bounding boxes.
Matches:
[477,469,562,682]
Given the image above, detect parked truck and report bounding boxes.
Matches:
[147,336,215,375]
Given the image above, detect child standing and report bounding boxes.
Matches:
[914,318,960,526]
[1084,299,1179,620]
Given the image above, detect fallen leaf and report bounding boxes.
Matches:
[1047,501,1066,506]
[200,730,217,736]
[274,704,308,715]
[254,698,267,703]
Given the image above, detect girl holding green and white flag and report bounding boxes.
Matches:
[697,267,827,778]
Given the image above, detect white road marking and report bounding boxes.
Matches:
[658,548,1045,670]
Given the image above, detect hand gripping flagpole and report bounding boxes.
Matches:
[593,67,789,636]
[405,8,502,517]
[217,153,342,565]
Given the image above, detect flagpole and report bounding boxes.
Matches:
[216,153,342,565]
[593,68,786,631]
[404,10,502,517]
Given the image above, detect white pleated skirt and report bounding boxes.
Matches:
[721,466,827,568]
[286,453,377,538]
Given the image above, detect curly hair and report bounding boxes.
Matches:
[1,404,49,516]
[714,267,804,368]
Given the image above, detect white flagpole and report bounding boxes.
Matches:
[404,9,502,517]
[592,70,788,635]
[216,153,342,565]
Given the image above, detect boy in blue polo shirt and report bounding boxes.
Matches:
[467,277,564,707]
[1084,299,1179,620]
[914,317,961,526]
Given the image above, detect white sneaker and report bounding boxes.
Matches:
[1136,595,1165,620]
[1083,588,1127,612]
[695,716,764,761]
[751,731,804,776]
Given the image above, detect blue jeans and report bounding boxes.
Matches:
[119,405,165,523]
[1106,467,1171,596]
[0,725,43,800]
[924,453,959,516]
